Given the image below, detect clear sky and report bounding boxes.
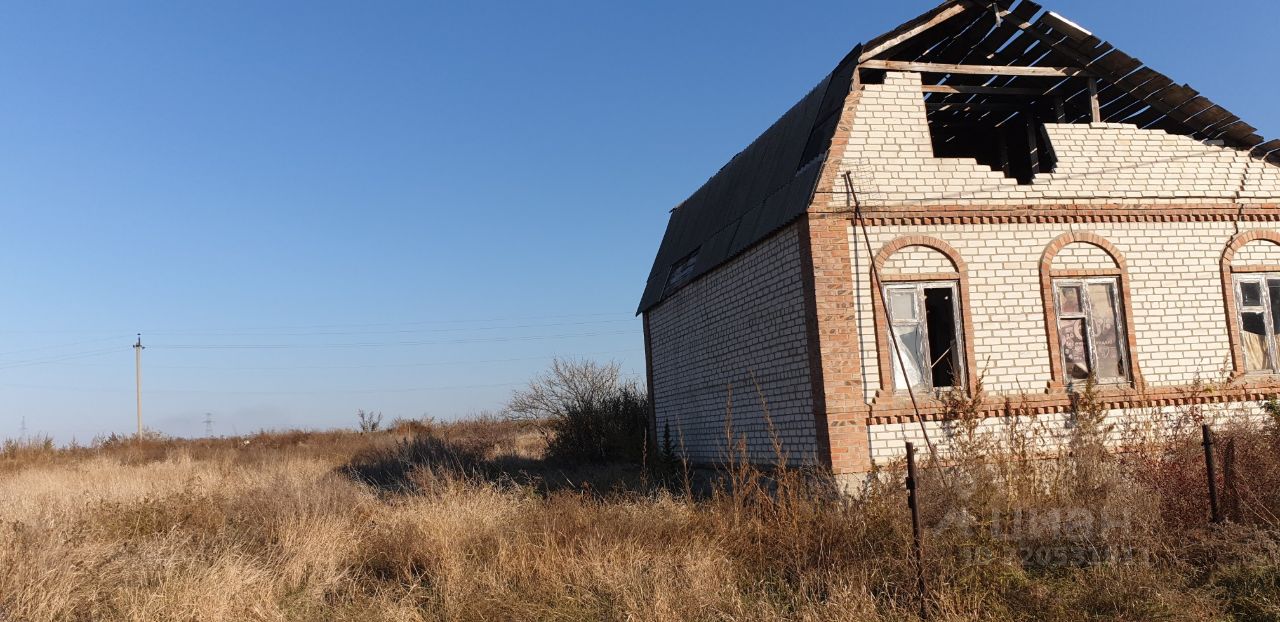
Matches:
[1,0,1276,442]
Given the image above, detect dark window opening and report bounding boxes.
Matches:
[924,287,958,388]
[926,100,1059,185]
[886,282,964,391]
[665,248,700,291]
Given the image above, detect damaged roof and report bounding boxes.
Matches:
[637,0,1278,314]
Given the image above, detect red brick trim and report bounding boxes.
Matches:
[807,82,872,476]
[1232,264,1280,274]
[795,217,833,469]
[863,379,1280,425]
[1039,232,1144,390]
[869,236,979,399]
[1220,230,1280,377]
[841,205,1280,226]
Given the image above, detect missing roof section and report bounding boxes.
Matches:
[924,85,1061,185]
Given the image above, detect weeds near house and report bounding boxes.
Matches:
[5,372,1280,619]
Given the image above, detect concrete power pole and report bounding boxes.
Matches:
[134,334,144,439]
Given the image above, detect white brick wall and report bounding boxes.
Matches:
[882,245,956,274]
[647,224,819,465]
[1054,242,1118,270]
[832,72,1280,207]
[1234,240,1280,266]
[851,222,1280,400]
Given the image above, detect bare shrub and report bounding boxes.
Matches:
[508,358,649,464]
[356,409,383,433]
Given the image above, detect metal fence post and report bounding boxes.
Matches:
[905,441,928,619]
[1201,424,1222,524]
[1224,437,1238,522]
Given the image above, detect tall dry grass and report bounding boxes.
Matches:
[3,404,1280,621]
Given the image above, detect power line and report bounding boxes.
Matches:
[0,311,635,336]
[0,335,132,359]
[138,318,637,338]
[0,347,123,371]
[145,348,644,371]
[147,380,530,396]
[151,329,637,350]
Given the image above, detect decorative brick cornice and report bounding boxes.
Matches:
[858,379,1280,426]
[812,204,1280,227]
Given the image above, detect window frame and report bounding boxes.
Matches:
[883,280,966,393]
[1050,276,1131,386]
[1222,232,1280,378]
[1039,232,1142,390]
[1232,273,1280,374]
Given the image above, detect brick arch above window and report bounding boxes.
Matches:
[1220,230,1280,376]
[1039,232,1143,390]
[1224,230,1280,270]
[1040,232,1129,275]
[870,236,976,398]
[874,236,966,277]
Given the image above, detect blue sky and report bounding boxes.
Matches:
[1,1,1276,441]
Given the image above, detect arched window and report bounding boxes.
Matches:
[873,237,975,395]
[1221,231,1280,375]
[1040,232,1141,389]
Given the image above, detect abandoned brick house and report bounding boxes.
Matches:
[637,0,1280,480]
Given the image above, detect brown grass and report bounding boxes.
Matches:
[3,409,1280,621]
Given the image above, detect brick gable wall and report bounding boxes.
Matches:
[645,223,820,465]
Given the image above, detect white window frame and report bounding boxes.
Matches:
[1233,274,1280,373]
[1051,277,1130,385]
[883,280,965,392]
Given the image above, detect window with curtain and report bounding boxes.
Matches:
[1052,278,1128,383]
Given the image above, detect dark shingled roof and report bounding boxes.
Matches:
[638,0,1279,315]
[635,46,861,314]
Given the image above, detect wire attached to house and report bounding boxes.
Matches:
[843,171,944,469]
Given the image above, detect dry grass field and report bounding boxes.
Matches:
[4,401,1280,621]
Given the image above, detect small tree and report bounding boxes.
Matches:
[356,410,383,434]
[506,358,649,464]
[507,358,622,421]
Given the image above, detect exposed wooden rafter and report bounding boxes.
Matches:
[859,3,970,62]
[922,84,1046,96]
[860,59,1091,78]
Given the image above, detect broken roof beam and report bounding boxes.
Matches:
[860,2,970,61]
[860,59,1092,78]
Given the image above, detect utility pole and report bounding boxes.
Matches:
[134,334,144,439]
[204,412,214,437]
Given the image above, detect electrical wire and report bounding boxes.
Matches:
[0,348,124,371]
[151,329,637,350]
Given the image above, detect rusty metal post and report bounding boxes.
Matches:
[906,442,928,619]
[1224,437,1238,522]
[1202,424,1222,524]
